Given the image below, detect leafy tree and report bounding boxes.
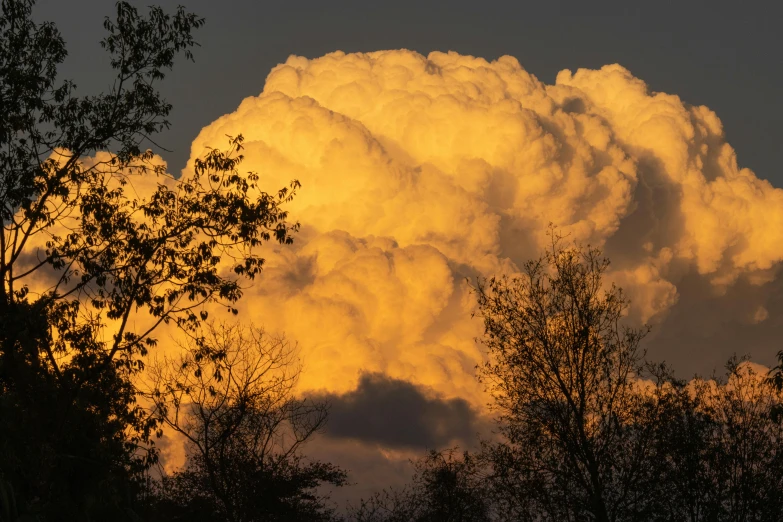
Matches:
[0,1,298,518]
[1,0,299,391]
[0,298,156,520]
[473,237,655,522]
[147,322,346,522]
[768,350,783,404]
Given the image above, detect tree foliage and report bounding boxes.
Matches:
[467,236,783,521]
[648,359,783,521]
[0,1,300,518]
[1,0,299,383]
[474,236,652,521]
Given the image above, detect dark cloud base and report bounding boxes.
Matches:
[311,373,488,450]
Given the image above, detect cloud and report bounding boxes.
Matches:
[313,373,487,449]
[180,49,783,401]
[641,268,783,376]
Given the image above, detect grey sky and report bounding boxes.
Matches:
[38,0,782,185]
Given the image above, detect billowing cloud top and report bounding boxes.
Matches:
[185,50,783,404]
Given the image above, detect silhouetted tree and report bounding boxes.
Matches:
[0,1,298,518]
[472,235,783,521]
[651,358,783,521]
[0,298,155,520]
[147,322,346,521]
[350,448,491,522]
[769,350,783,405]
[474,236,656,522]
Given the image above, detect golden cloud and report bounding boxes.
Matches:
[178,50,783,406]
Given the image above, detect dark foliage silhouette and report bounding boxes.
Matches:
[648,359,783,521]
[0,1,298,518]
[473,235,654,521]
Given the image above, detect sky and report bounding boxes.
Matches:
[36,0,783,506]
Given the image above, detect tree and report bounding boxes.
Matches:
[473,237,655,522]
[147,322,346,522]
[473,236,783,521]
[1,0,299,391]
[350,448,492,522]
[651,359,783,521]
[0,1,299,518]
[0,297,155,520]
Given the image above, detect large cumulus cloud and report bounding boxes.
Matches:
[183,50,783,404]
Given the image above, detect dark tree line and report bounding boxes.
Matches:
[3,1,783,521]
